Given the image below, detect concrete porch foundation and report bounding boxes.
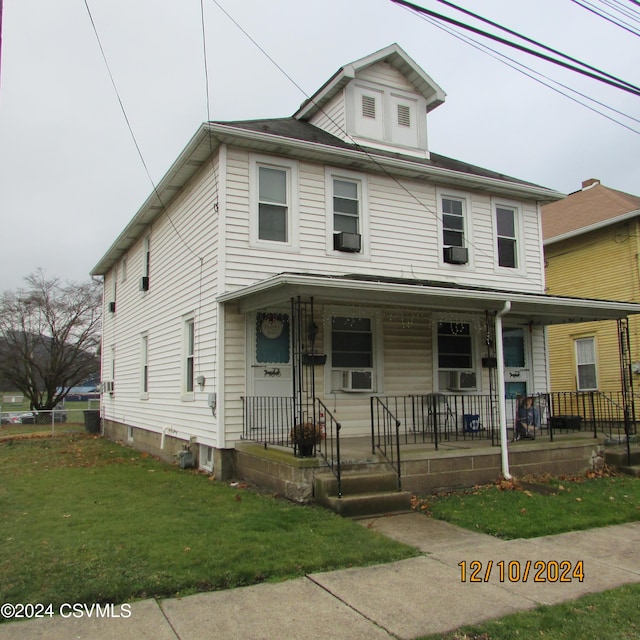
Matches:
[234,433,608,507]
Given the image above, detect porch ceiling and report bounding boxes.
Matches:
[218,273,640,325]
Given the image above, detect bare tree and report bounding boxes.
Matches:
[0,270,102,410]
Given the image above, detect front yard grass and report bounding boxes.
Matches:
[423,582,640,640]
[418,473,640,539]
[0,434,417,612]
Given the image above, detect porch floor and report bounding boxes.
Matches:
[333,429,604,466]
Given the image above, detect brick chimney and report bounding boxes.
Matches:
[581,178,600,190]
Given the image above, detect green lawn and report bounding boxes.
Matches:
[0,435,417,612]
[422,582,640,640]
[419,474,640,539]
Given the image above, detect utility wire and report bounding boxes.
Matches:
[83,0,202,260]
[570,0,640,35]
[431,0,640,91]
[390,0,640,95]
[410,7,640,135]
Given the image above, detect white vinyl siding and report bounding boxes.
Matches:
[99,157,221,446]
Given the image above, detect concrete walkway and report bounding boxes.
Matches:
[1,516,639,640]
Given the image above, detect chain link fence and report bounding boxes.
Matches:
[0,395,100,437]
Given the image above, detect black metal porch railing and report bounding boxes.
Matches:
[371,396,402,491]
[241,396,343,496]
[378,394,500,448]
[242,390,637,456]
[241,396,294,447]
[315,398,342,498]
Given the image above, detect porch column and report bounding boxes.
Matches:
[495,301,512,480]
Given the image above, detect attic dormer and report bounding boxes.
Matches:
[294,44,446,159]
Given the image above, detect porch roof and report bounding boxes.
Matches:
[218,272,640,325]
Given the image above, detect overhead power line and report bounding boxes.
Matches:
[389,0,640,96]
[570,0,640,36]
[430,0,640,91]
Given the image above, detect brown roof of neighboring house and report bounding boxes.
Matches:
[542,179,640,241]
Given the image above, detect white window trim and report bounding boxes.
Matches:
[323,306,383,395]
[182,314,196,402]
[575,336,598,391]
[140,332,149,400]
[436,188,473,269]
[199,444,214,472]
[249,154,299,252]
[492,197,524,274]
[325,167,370,258]
[432,315,481,393]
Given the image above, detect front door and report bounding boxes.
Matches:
[503,326,529,398]
[252,311,292,397]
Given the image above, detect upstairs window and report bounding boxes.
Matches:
[251,156,298,249]
[258,166,288,242]
[333,179,360,237]
[496,205,518,268]
[442,197,465,249]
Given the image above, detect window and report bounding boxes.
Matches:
[442,197,465,249]
[251,156,298,248]
[496,205,518,268]
[575,338,597,390]
[258,166,288,242]
[327,312,381,392]
[184,318,195,396]
[140,333,149,398]
[436,321,477,390]
[140,235,151,291]
[437,322,473,370]
[333,179,359,237]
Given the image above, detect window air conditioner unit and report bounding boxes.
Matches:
[140,276,150,291]
[102,380,115,394]
[108,301,116,313]
[334,232,362,253]
[443,246,468,264]
[341,370,373,392]
[448,370,476,391]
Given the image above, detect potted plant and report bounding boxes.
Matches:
[290,421,324,457]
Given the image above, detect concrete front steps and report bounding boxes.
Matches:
[315,468,413,517]
[604,446,640,477]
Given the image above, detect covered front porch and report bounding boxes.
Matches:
[220,272,640,508]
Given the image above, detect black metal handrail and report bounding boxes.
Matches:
[371,396,402,491]
[316,398,342,498]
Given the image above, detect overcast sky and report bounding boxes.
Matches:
[0,0,638,293]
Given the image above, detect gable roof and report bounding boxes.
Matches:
[542,180,640,243]
[293,43,446,121]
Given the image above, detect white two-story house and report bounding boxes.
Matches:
[91,44,639,487]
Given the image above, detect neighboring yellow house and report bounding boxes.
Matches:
[543,179,640,392]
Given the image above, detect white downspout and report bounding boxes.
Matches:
[495,301,512,480]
